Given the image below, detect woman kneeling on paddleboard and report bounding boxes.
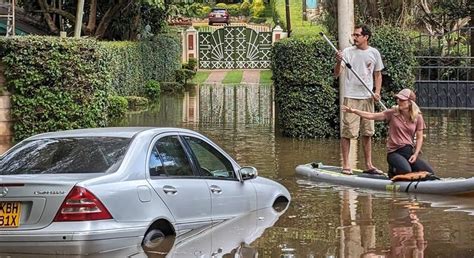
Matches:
[342,88,435,178]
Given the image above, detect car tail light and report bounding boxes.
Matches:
[54,186,112,221]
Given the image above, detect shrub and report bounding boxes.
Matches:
[175,69,196,85]
[249,17,267,24]
[215,3,228,9]
[183,58,197,71]
[272,37,339,138]
[199,6,213,18]
[144,80,161,99]
[250,0,265,18]
[226,4,241,16]
[160,82,185,94]
[125,96,149,108]
[107,95,128,119]
[0,36,110,141]
[100,34,181,97]
[240,0,251,17]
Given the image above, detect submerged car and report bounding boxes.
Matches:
[208,8,230,25]
[0,127,290,255]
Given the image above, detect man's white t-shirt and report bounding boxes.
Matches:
[342,46,384,99]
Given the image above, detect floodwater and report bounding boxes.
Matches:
[112,84,474,257]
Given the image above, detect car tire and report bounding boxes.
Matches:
[142,229,175,253]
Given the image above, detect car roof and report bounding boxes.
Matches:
[211,8,227,11]
[25,127,197,140]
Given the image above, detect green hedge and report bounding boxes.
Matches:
[0,36,111,141]
[272,37,339,138]
[272,25,416,138]
[100,34,181,96]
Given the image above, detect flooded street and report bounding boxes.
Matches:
[112,84,474,257]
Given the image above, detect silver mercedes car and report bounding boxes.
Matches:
[0,127,290,255]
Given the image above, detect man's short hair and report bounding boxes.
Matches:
[355,24,372,40]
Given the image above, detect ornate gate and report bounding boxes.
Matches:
[411,27,473,110]
[198,26,272,69]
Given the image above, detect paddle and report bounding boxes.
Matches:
[319,32,388,111]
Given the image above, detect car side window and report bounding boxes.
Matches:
[184,136,235,179]
[149,135,194,177]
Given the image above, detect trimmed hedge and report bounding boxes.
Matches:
[0,34,182,141]
[0,36,110,141]
[272,25,416,138]
[100,34,181,96]
[272,37,339,138]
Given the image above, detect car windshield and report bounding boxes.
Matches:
[212,9,226,13]
[0,137,131,175]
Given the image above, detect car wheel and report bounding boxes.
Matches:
[142,229,166,249]
[142,229,175,255]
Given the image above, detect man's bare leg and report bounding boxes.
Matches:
[362,135,374,170]
[341,137,351,170]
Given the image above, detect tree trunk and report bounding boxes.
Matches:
[37,0,59,34]
[95,0,131,39]
[86,0,97,35]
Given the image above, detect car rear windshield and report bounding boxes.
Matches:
[0,137,131,175]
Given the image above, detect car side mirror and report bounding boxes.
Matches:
[239,166,258,180]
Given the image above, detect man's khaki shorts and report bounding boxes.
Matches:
[341,98,375,138]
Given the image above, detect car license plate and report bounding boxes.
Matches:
[0,202,21,228]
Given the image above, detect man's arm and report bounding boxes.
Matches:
[373,70,382,101]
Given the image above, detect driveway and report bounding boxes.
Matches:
[204,70,261,84]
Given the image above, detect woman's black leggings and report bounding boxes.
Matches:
[387,145,434,177]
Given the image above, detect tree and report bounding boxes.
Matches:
[319,0,471,35]
[17,0,167,40]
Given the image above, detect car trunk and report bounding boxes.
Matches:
[0,174,99,230]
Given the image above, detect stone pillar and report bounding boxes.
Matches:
[272,25,288,44]
[0,63,13,153]
[184,26,198,63]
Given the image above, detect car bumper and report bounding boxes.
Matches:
[209,18,229,23]
[0,221,148,255]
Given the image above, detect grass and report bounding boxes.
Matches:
[259,70,273,83]
[222,70,243,84]
[274,0,326,38]
[191,71,211,84]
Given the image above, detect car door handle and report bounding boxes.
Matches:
[162,185,177,195]
[209,185,222,194]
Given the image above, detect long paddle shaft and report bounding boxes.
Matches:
[319,32,388,111]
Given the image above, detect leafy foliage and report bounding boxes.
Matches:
[272,37,339,138]
[0,36,110,141]
[17,1,167,40]
[144,80,161,99]
[107,95,128,119]
[100,34,181,96]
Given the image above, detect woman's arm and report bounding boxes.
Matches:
[409,130,424,163]
[342,105,386,121]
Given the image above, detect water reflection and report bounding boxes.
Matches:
[2,84,473,257]
[146,205,287,257]
[112,85,474,257]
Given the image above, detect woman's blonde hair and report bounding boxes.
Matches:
[393,100,421,122]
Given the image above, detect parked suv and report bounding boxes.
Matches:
[208,8,230,25]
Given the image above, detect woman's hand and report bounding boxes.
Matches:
[409,153,418,163]
[341,105,355,113]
